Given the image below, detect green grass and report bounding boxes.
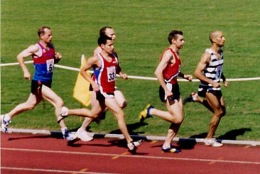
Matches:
[1,0,260,141]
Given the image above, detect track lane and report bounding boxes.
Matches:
[1,133,259,174]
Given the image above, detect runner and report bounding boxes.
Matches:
[1,26,74,141]
[60,35,142,152]
[139,30,192,153]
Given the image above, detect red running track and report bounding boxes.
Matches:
[1,133,259,174]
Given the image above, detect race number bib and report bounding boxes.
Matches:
[215,65,222,80]
[46,59,54,73]
[107,66,116,82]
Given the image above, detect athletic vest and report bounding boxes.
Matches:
[94,53,118,93]
[200,48,224,89]
[161,48,181,84]
[32,42,55,82]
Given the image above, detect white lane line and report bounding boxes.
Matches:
[1,166,117,174]
[1,61,260,82]
[2,147,260,165]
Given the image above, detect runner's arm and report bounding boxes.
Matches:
[17,44,39,80]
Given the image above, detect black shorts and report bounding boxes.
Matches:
[31,80,52,94]
[198,86,222,99]
[96,91,115,103]
[159,83,180,102]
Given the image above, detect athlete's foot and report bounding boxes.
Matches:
[127,139,143,153]
[1,114,11,133]
[75,128,93,142]
[61,128,76,141]
[183,92,202,104]
[139,104,154,122]
[191,92,199,102]
[204,138,223,147]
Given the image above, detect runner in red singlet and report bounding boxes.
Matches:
[60,35,142,152]
[139,30,192,153]
[71,26,128,142]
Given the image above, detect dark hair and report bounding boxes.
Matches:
[98,35,112,46]
[168,30,183,44]
[99,26,113,37]
[38,26,51,37]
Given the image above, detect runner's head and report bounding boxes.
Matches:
[99,26,116,41]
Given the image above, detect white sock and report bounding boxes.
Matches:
[61,127,68,133]
[4,114,11,121]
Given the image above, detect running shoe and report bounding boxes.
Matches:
[162,146,181,153]
[204,138,223,147]
[183,92,198,104]
[75,128,93,142]
[1,114,11,133]
[127,139,143,152]
[61,128,75,141]
[139,104,154,122]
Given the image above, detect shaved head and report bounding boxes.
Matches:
[209,31,223,43]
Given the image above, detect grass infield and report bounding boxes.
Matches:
[1,0,260,140]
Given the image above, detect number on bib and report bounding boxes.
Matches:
[215,65,222,80]
[46,59,54,73]
[107,66,116,82]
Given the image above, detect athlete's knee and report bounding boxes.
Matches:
[214,109,225,118]
[26,105,36,110]
[169,114,183,124]
[24,102,37,110]
[56,99,64,108]
[93,112,101,118]
[89,108,103,118]
[220,110,226,117]
[174,117,183,125]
